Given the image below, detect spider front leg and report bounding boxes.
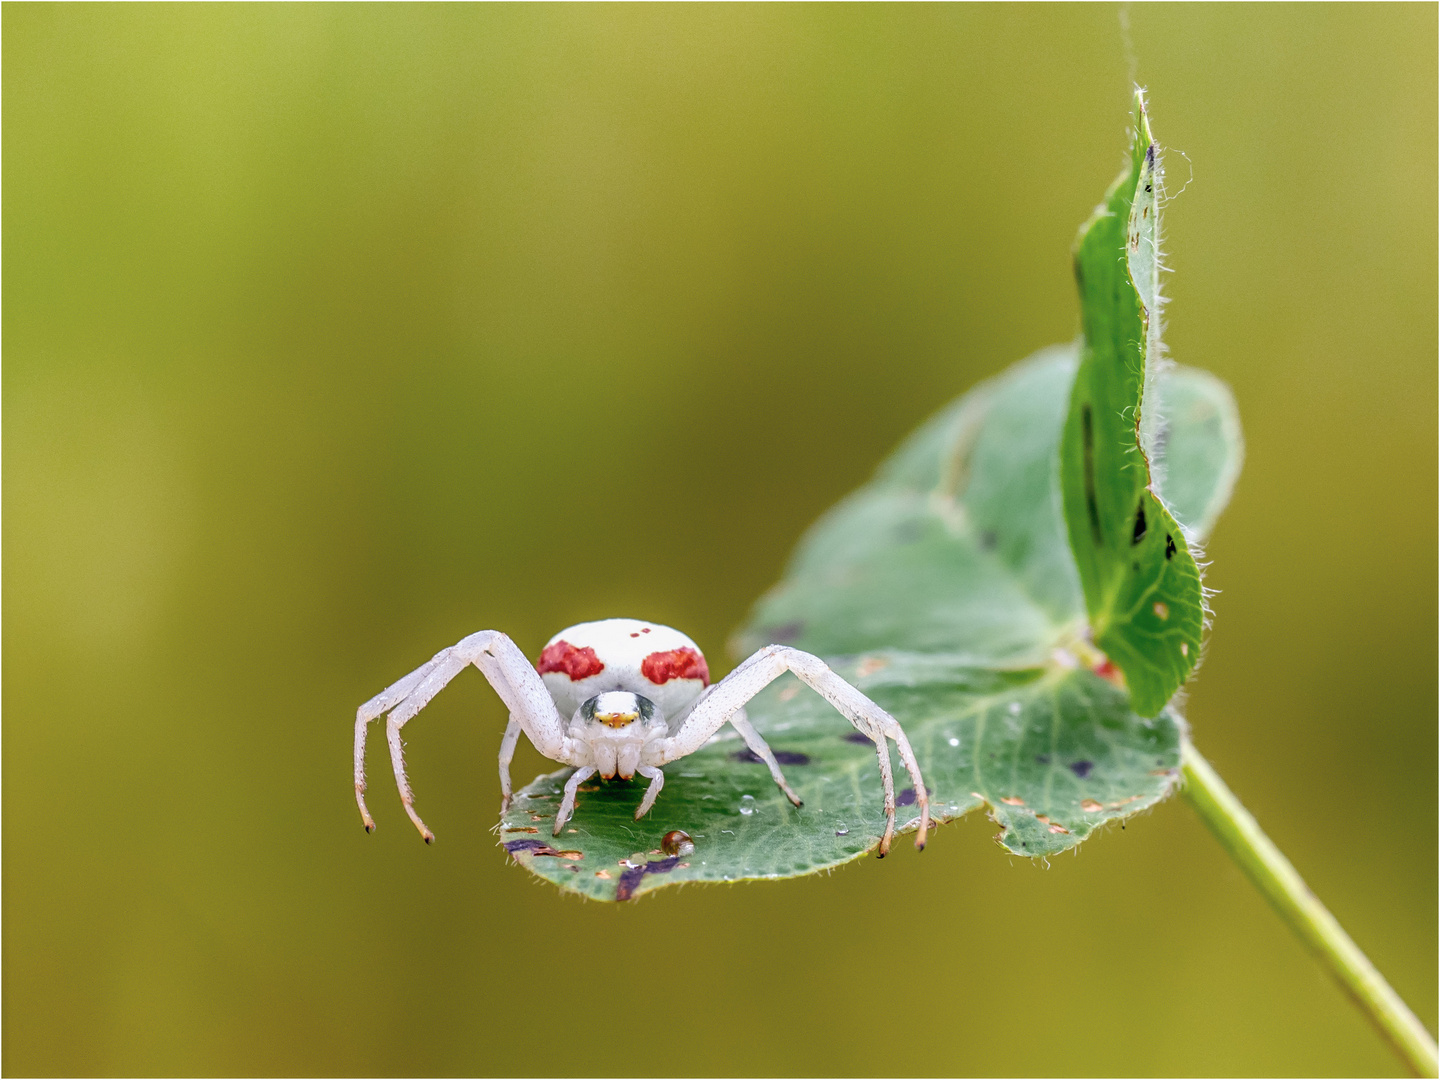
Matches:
[653,645,929,855]
[355,630,583,841]
[498,715,522,813]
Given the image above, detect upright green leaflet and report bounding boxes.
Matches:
[1060,91,1204,717]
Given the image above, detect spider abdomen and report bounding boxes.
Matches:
[536,617,709,719]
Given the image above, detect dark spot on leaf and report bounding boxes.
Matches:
[979,530,998,551]
[844,732,872,745]
[1069,761,1094,779]
[1131,501,1147,545]
[1035,754,1051,765]
[1081,404,1102,546]
[731,749,810,766]
[768,621,804,644]
[504,839,557,855]
[615,856,682,901]
[896,788,917,807]
[1132,561,1140,571]
[1165,534,1176,559]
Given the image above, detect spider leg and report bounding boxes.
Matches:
[729,708,803,808]
[653,645,929,855]
[633,765,666,820]
[555,766,597,834]
[355,630,582,840]
[498,715,522,813]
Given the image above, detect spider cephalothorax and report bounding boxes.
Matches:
[354,617,929,854]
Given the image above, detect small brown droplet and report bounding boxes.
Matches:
[1000,796,1026,806]
[662,830,696,857]
[1080,799,1104,812]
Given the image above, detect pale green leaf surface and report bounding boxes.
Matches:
[502,343,1239,900]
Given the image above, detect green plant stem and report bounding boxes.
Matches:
[1182,741,1438,1077]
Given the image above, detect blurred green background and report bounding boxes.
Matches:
[5,4,1435,1076]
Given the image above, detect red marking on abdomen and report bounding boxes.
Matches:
[537,641,605,681]
[641,647,709,686]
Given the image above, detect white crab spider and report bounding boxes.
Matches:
[354,617,930,855]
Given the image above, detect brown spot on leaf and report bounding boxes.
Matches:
[778,684,800,702]
[855,655,890,678]
[595,870,612,880]
[502,826,539,834]
[504,839,573,858]
[1047,823,1070,834]
[1000,796,1026,806]
[1080,799,1104,812]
